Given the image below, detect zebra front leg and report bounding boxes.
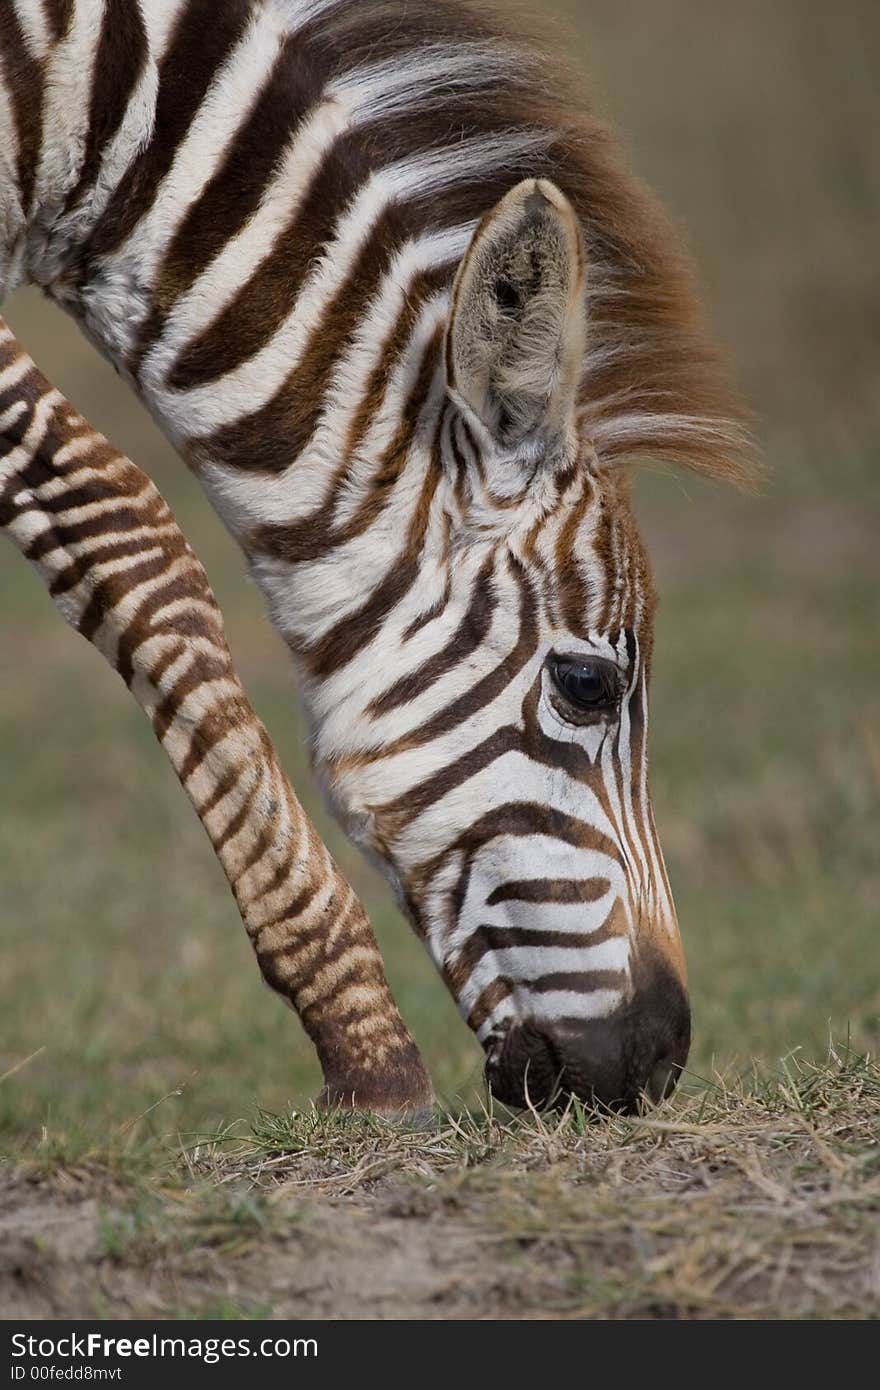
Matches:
[0,318,433,1117]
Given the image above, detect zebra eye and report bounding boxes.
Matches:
[550,656,620,713]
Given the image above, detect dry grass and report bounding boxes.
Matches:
[4,1046,877,1319]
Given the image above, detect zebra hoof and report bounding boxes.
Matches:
[315,1087,436,1128]
[316,1052,435,1123]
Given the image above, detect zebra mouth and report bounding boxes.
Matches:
[484,1022,571,1110]
[483,990,690,1115]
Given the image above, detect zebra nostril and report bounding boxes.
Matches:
[485,1023,563,1108]
[484,962,691,1114]
[646,1054,682,1104]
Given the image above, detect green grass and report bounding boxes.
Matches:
[642,450,879,1070]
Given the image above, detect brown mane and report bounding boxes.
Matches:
[307,0,758,488]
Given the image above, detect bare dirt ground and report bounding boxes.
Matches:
[3,1053,878,1321]
[1,1169,522,1320]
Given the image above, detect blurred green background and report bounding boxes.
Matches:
[1,1,878,1155]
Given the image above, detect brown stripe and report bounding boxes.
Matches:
[526,691,633,899]
[62,0,148,217]
[252,325,444,561]
[621,651,659,912]
[249,844,307,910]
[195,766,241,820]
[253,876,328,945]
[448,418,472,514]
[519,514,555,620]
[169,90,532,395]
[368,553,497,718]
[343,263,452,466]
[42,0,74,43]
[486,877,611,907]
[0,483,29,529]
[29,471,156,527]
[596,507,620,633]
[412,801,622,904]
[177,703,261,787]
[230,825,275,885]
[307,549,417,679]
[28,496,160,560]
[76,549,222,692]
[46,535,157,597]
[466,977,512,1035]
[330,319,443,536]
[120,603,221,695]
[621,513,639,633]
[27,409,100,462]
[146,638,190,693]
[401,511,454,640]
[150,646,242,743]
[82,0,253,265]
[303,436,442,679]
[74,555,163,641]
[250,856,346,956]
[191,205,415,476]
[214,787,259,854]
[555,474,597,637]
[168,128,373,393]
[470,923,619,953]
[8,400,95,488]
[462,967,624,1033]
[377,726,520,825]
[0,387,36,443]
[517,682,622,829]
[0,6,45,216]
[182,227,447,502]
[401,579,452,642]
[515,970,625,996]
[367,557,538,761]
[448,917,622,998]
[24,472,140,519]
[137,39,326,365]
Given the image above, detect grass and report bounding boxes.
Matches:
[4,1046,877,1319]
[0,0,878,1320]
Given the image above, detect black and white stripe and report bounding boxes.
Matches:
[1,0,753,1108]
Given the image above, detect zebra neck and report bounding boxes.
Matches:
[4,0,467,640]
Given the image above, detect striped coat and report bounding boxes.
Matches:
[0,0,753,1114]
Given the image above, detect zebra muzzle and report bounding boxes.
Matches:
[484,962,691,1114]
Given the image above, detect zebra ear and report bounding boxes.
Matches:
[446,178,587,452]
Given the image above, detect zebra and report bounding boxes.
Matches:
[0,0,754,1117]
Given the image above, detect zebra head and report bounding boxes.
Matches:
[307,179,690,1112]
